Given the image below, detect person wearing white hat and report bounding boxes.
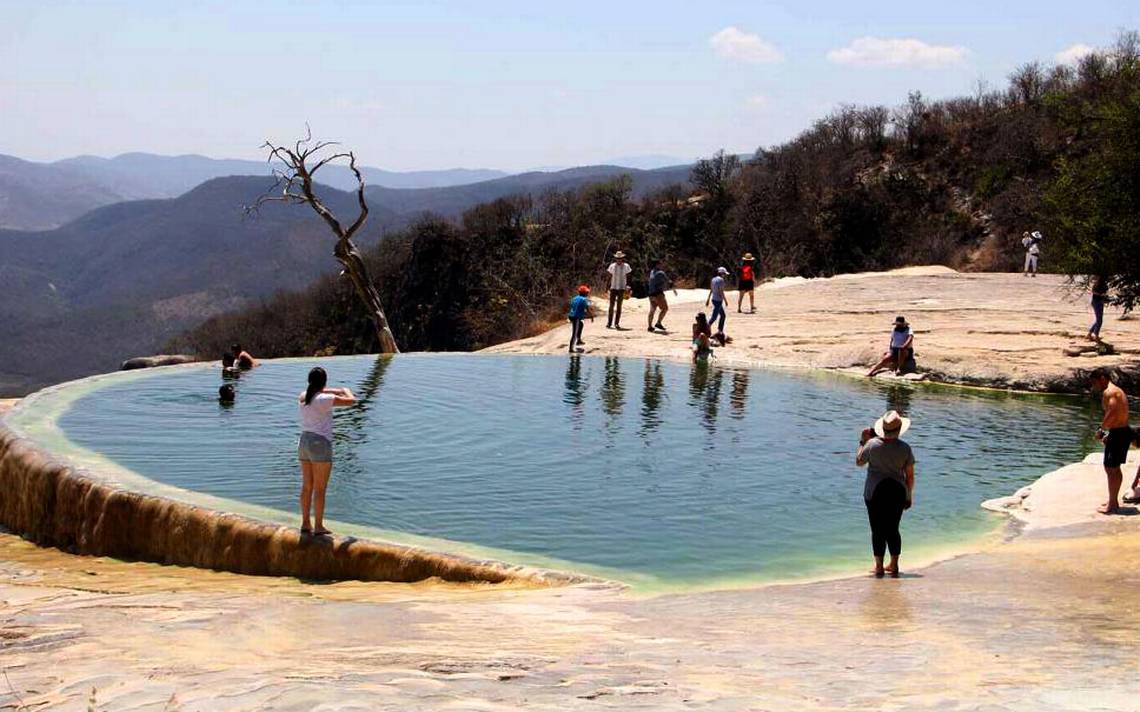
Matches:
[856,410,915,578]
[1021,230,1043,277]
[606,251,632,329]
[737,253,757,314]
[705,267,729,336]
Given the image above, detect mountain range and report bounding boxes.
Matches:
[0,151,690,230]
[0,161,693,395]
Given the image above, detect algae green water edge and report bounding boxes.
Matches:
[4,354,1097,593]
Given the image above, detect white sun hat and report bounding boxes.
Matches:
[874,410,911,438]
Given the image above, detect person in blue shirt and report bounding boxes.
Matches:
[705,267,729,335]
[568,284,594,352]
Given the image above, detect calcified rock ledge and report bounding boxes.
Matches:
[0,425,580,586]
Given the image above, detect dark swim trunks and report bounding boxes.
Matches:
[1104,426,1133,467]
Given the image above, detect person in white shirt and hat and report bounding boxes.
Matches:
[606,251,633,329]
[1022,231,1043,277]
[856,410,916,578]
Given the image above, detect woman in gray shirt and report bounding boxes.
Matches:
[856,410,916,578]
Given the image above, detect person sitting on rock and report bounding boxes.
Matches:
[692,312,713,361]
[868,316,915,377]
[232,343,258,369]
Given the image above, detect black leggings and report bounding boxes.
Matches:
[568,317,584,350]
[865,478,907,558]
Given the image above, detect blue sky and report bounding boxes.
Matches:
[2,0,1135,170]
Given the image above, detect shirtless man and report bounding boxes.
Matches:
[1090,368,1131,514]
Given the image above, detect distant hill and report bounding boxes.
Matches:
[0,152,512,230]
[0,151,696,231]
[0,162,694,395]
[0,176,401,394]
[0,154,129,231]
[366,163,692,218]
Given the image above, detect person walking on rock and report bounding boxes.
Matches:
[856,410,916,578]
[706,267,729,336]
[297,366,357,536]
[1088,275,1108,343]
[606,251,632,330]
[737,253,758,313]
[568,284,593,352]
[1090,368,1131,514]
[647,260,676,333]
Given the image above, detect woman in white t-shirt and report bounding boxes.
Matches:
[297,366,357,536]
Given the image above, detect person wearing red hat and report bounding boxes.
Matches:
[568,284,594,353]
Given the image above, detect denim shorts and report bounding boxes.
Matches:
[298,432,333,463]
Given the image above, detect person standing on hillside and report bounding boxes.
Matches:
[606,251,632,330]
[647,260,676,333]
[568,284,593,352]
[1021,231,1043,277]
[856,410,916,578]
[737,253,758,313]
[705,267,729,336]
[1090,368,1131,515]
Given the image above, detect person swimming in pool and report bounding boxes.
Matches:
[297,366,357,536]
[218,383,235,404]
[232,343,258,369]
[221,351,241,377]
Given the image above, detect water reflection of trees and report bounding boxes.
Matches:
[689,361,725,437]
[729,369,750,420]
[601,357,625,418]
[640,360,665,435]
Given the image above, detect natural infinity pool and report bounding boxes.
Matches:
[14,355,1097,589]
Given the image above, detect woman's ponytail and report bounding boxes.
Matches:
[304,366,327,405]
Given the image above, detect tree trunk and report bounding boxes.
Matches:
[334,238,399,354]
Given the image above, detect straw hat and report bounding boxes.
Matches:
[613,251,626,259]
[742,253,755,261]
[874,410,911,438]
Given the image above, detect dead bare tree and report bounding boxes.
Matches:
[250,128,398,353]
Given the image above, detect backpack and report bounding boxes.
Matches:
[741,265,754,281]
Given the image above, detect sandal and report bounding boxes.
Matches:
[313,528,333,537]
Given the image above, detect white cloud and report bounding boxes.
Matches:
[1056,43,1096,65]
[710,27,784,64]
[826,37,968,69]
[745,95,768,110]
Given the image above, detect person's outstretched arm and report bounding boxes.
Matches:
[327,387,357,406]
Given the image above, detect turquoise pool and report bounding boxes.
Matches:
[11,355,1098,589]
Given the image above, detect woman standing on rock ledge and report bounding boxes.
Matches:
[856,410,916,578]
[297,367,357,536]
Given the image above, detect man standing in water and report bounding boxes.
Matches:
[1090,368,1131,514]
[606,251,632,329]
